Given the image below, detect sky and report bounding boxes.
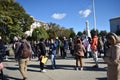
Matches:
[16,0,120,33]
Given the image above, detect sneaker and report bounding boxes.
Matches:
[75,67,78,70]
[41,69,46,73]
[80,67,83,71]
[23,77,27,80]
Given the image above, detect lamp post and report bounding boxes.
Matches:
[92,0,97,31]
[36,31,39,41]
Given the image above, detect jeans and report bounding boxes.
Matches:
[51,54,56,69]
[92,51,98,65]
[18,58,29,78]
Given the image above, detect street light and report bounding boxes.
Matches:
[92,0,97,31]
[36,31,39,41]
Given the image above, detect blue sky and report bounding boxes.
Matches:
[16,0,120,33]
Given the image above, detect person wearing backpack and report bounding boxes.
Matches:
[18,34,32,80]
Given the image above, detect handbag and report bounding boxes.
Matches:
[41,56,48,64]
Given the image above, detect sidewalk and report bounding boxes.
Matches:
[2,57,107,80]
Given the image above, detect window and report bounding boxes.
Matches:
[117,25,120,30]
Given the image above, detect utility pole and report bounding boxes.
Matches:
[92,0,97,31]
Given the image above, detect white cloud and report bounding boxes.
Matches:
[79,9,91,18]
[51,13,66,20]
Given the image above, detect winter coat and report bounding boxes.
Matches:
[90,35,98,52]
[49,43,57,55]
[75,43,86,57]
[103,43,120,80]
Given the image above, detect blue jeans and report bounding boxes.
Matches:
[51,54,56,69]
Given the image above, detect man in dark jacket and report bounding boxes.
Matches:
[0,36,5,61]
[39,38,46,72]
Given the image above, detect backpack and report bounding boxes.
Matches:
[19,42,31,58]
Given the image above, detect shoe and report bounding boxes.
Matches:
[41,69,46,73]
[80,67,83,71]
[92,65,99,68]
[75,67,78,70]
[23,77,27,80]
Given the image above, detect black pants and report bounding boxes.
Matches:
[0,69,3,79]
[40,62,44,70]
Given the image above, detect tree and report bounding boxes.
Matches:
[69,28,76,39]
[99,30,108,36]
[47,22,76,39]
[32,27,49,41]
[0,0,34,42]
[77,31,83,37]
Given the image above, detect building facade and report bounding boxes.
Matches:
[25,19,49,36]
[110,16,120,33]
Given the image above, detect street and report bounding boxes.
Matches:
[1,56,107,80]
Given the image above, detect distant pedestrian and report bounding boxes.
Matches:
[103,33,120,80]
[0,60,3,79]
[38,38,46,72]
[75,37,86,70]
[69,38,74,56]
[49,39,57,69]
[13,36,21,61]
[17,34,32,80]
[62,37,69,59]
[0,36,5,61]
[90,34,99,68]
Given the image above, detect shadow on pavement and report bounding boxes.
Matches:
[83,66,106,71]
[46,64,75,70]
[28,64,39,68]
[28,64,75,71]
[5,67,19,70]
[85,61,106,64]
[1,75,22,80]
[96,77,107,80]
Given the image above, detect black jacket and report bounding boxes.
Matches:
[39,42,46,56]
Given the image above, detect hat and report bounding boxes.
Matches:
[14,36,18,41]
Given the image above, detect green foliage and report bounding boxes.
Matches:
[47,22,76,39]
[0,0,34,42]
[32,27,49,41]
[99,30,108,36]
[77,31,83,37]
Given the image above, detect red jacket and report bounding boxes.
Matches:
[90,35,98,52]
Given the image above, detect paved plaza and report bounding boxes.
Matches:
[1,56,107,80]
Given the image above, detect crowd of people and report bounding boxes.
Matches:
[0,32,120,80]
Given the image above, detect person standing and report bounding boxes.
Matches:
[90,34,99,68]
[0,36,5,61]
[55,37,60,56]
[75,37,86,70]
[69,38,74,56]
[13,36,21,61]
[62,37,69,59]
[38,38,46,72]
[49,39,57,69]
[17,34,32,80]
[103,33,120,80]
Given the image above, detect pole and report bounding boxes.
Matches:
[92,0,96,31]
